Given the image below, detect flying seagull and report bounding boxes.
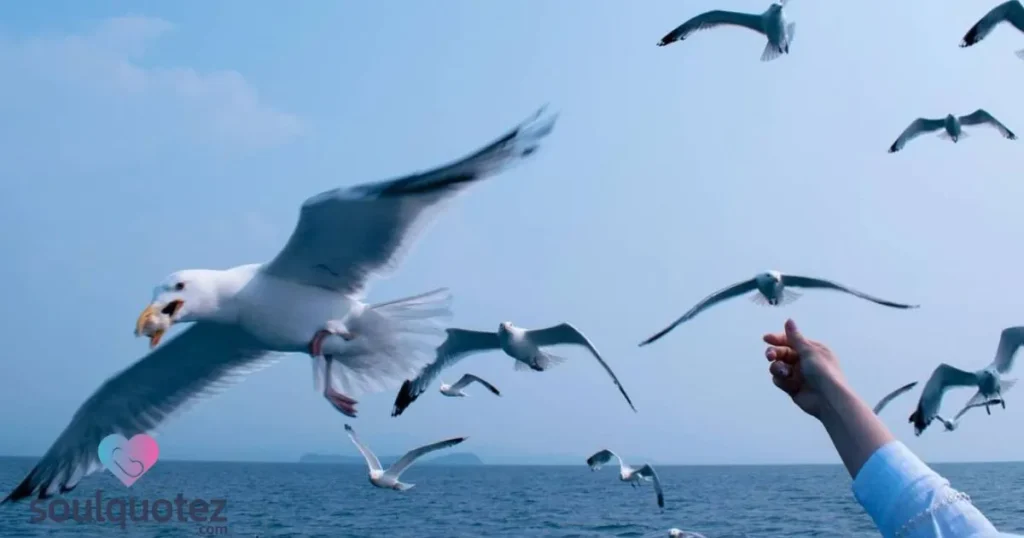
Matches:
[1,107,557,504]
[344,424,465,491]
[888,110,1017,153]
[586,449,665,509]
[657,0,796,62]
[873,381,919,415]
[935,398,1005,432]
[909,326,1024,435]
[392,322,636,417]
[440,373,501,398]
[960,0,1024,59]
[639,271,918,347]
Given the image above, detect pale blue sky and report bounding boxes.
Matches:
[2,1,1023,466]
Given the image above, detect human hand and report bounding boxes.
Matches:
[763,319,847,419]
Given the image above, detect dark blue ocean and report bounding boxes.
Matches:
[1,457,1021,537]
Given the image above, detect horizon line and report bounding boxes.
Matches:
[1,454,1021,467]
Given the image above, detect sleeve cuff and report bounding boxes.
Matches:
[852,440,941,534]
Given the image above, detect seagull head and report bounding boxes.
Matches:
[498,321,514,333]
[135,269,217,348]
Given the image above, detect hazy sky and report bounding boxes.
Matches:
[2,1,1023,466]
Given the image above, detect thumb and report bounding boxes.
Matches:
[784,319,811,352]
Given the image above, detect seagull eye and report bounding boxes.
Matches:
[174,282,185,291]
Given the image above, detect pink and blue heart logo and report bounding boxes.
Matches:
[97,433,159,487]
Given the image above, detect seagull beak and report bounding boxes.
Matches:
[134,300,183,349]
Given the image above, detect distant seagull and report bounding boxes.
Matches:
[657,0,796,62]
[888,110,1017,153]
[873,381,919,415]
[639,271,918,347]
[909,326,1024,435]
[960,0,1024,59]
[440,373,501,398]
[343,424,466,491]
[935,398,1005,432]
[587,449,664,509]
[392,323,636,416]
[669,530,708,538]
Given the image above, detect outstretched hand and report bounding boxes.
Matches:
[762,318,894,479]
[763,319,847,419]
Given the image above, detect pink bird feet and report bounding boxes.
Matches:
[325,388,359,418]
[308,326,359,418]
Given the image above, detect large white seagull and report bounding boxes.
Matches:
[2,107,557,503]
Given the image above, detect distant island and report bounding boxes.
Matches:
[299,452,484,466]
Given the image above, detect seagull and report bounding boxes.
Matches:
[440,373,501,398]
[586,449,665,509]
[933,398,1005,432]
[909,326,1024,435]
[392,322,636,417]
[657,0,797,62]
[888,110,1017,153]
[639,271,918,347]
[873,381,919,415]
[1,107,557,504]
[669,530,708,538]
[960,0,1024,59]
[343,424,465,491]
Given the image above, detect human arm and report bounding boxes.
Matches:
[763,319,1005,538]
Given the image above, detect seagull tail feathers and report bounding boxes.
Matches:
[340,289,453,398]
[535,352,567,371]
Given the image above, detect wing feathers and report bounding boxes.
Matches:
[391,329,500,416]
[3,324,270,503]
[262,108,557,295]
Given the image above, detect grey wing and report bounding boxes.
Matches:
[658,10,765,46]
[781,275,919,309]
[450,373,501,395]
[343,424,382,472]
[916,363,980,421]
[639,278,758,346]
[2,323,273,503]
[391,329,501,416]
[887,118,945,153]
[527,323,637,412]
[585,449,621,470]
[952,398,1000,422]
[384,436,467,479]
[959,109,1018,139]
[637,464,665,509]
[872,381,919,414]
[960,1,1024,47]
[261,107,557,295]
[989,326,1024,373]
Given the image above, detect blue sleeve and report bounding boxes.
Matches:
[851,441,1007,538]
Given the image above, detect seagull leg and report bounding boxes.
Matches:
[307,322,355,358]
[322,357,359,417]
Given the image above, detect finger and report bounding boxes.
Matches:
[769,360,791,378]
[765,345,799,364]
[784,319,811,352]
[772,375,800,396]
[763,332,788,346]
